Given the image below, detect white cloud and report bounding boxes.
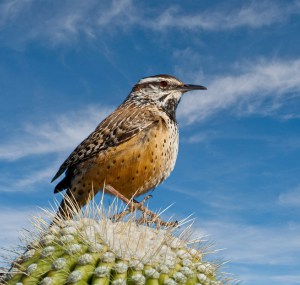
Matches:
[196,220,300,265]
[97,0,136,27]
[0,0,32,29]
[0,105,112,161]
[278,186,300,207]
[178,58,300,123]
[14,167,53,188]
[0,105,112,193]
[236,272,300,285]
[271,274,300,284]
[41,0,136,45]
[183,129,300,154]
[0,165,57,193]
[0,0,136,46]
[152,1,299,31]
[194,220,300,284]
[0,0,299,46]
[0,208,34,250]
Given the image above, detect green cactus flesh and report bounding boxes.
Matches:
[2,213,231,285]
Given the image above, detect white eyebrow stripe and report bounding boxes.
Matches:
[138,76,182,85]
[138,77,165,84]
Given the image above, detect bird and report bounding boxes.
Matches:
[51,74,206,221]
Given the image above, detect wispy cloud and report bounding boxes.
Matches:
[278,186,300,207]
[183,130,300,154]
[0,165,57,193]
[271,274,300,284]
[0,105,112,193]
[178,58,300,123]
[200,221,300,265]
[0,105,112,161]
[0,208,34,250]
[233,272,300,285]
[0,0,32,29]
[0,0,299,46]
[0,0,136,46]
[194,219,300,284]
[152,1,300,31]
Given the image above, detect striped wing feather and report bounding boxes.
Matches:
[51,105,158,182]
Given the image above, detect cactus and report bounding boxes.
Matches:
[1,201,234,285]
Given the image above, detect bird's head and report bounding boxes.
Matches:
[128,74,207,120]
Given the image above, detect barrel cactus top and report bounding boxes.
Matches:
[1,203,235,285]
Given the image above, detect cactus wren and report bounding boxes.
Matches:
[52,74,206,222]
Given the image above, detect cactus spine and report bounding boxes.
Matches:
[1,202,234,285]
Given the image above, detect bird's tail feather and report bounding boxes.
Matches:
[50,191,81,226]
[50,188,96,227]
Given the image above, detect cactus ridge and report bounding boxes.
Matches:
[1,201,235,285]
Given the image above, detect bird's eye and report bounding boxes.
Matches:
[160,81,168,88]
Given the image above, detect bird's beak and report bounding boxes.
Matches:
[179,84,207,92]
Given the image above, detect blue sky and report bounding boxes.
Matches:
[1,0,300,283]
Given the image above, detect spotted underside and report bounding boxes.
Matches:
[70,117,177,207]
[52,102,179,213]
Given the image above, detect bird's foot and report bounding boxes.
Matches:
[105,185,178,228]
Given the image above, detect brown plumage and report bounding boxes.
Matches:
[52,74,206,220]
